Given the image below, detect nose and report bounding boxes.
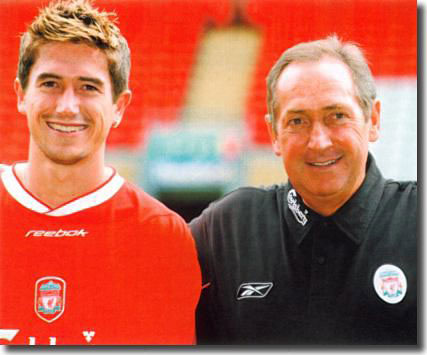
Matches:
[56,88,79,116]
[307,122,333,151]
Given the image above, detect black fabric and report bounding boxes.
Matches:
[190,154,417,345]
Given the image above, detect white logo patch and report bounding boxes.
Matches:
[373,264,407,304]
[236,282,273,300]
[287,189,308,226]
[83,330,96,343]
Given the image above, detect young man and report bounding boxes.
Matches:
[0,0,201,345]
[190,36,416,345]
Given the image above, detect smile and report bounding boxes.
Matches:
[308,157,342,167]
[47,122,88,133]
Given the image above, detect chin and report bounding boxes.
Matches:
[305,183,345,198]
[43,151,87,166]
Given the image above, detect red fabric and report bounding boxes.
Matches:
[0,172,201,345]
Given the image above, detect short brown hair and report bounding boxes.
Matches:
[17,0,130,101]
[266,35,376,131]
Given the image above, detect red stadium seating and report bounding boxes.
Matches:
[244,0,417,145]
[106,0,233,147]
[0,0,416,162]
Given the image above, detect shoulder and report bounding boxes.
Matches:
[382,179,417,205]
[373,179,417,225]
[384,179,417,194]
[118,181,179,217]
[190,184,285,233]
[190,185,287,283]
[222,185,284,205]
[114,182,201,304]
[197,184,283,215]
[110,181,200,265]
[115,180,190,232]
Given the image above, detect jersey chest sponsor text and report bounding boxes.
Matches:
[0,329,96,345]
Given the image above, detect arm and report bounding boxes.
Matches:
[190,212,221,344]
[148,215,202,345]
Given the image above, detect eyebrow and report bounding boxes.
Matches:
[323,104,344,111]
[35,73,104,88]
[35,73,61,82]
[287,109,306,115]
[78,76,104,88]
[286,105,346,115]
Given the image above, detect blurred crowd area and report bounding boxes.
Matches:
[0,0,417,220]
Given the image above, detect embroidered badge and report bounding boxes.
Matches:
[373,264,407,304]
[236,282,273,300]
[287,189,308,226]
[35,277,66,323]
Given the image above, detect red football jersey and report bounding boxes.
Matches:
[0,164,201,345]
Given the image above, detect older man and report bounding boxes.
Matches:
[190,35,416,345]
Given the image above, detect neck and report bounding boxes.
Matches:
[300,179,365,217]
[17,150,111,209]
[302,194,349,217]
[295,164,367,217]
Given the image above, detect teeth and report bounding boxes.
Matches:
[311,160,336,166]
[48,123,87,133]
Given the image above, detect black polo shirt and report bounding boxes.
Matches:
[190,154,417,345]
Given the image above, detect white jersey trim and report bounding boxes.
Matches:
[1,164,125,217]
[47,174,124,217]
[2,165,50,214]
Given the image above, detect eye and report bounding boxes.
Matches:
[334,112,346,119]
[288,118,303,126]
[328,111,350,124]
[82,84,99,92]
[40,81,58,88]
[284,117,309,132]
[332,111,350,120]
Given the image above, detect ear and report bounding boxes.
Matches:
[14,78,26,114]
[368,99,381,142]
[113,90,132,128]
[265,114,281,156]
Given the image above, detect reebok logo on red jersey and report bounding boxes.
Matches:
[25,229,89,238]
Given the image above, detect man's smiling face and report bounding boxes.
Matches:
[16,41,127,166]
[269,56,380,212]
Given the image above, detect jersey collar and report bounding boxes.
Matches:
[1,163,124,217]
[284,153,386,245]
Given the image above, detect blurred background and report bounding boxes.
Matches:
[0,0,417,221]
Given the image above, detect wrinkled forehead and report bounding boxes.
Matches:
[276,57,356,95]
[274,58,363,116]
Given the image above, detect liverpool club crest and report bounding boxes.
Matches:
[35,277,66,323]
[373,264,407,304]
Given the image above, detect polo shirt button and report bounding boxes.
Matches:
[317,256,326,265]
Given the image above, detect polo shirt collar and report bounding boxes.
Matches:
[284,153,386,245]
